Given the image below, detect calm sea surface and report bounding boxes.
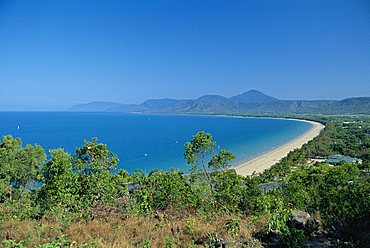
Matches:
[0,112,311,173]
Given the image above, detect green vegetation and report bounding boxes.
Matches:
[0,115,369,247]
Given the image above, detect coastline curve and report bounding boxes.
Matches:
[234,119,325,176]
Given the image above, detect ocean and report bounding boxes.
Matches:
[0,112,311,173]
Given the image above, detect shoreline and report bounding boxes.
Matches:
[234,119,325,176]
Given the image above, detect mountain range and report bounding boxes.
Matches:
[69,90,370,115]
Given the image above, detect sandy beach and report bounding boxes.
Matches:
[234,119,325,176]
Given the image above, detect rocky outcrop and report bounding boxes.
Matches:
[288,210,319,234]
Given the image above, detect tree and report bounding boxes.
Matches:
[184,132,235,179]
[39,149,78,212]
[139,170,194,212]
[208,149,235,170]
[73,138,119,207]
[0,135,46,189]
[74,137,119,173]
[184,132,216,179]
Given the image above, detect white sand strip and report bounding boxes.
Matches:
[234,119,325,176]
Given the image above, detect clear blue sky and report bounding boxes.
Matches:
[0,0,369,110]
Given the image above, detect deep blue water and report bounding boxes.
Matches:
[0,112,311,173]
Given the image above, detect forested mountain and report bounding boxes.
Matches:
[69,90,370,115]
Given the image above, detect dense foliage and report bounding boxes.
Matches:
[0,115,369,247]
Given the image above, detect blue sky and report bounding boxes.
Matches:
[0,0,369,110]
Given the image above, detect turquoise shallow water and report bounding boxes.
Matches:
[0,112,311,173]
